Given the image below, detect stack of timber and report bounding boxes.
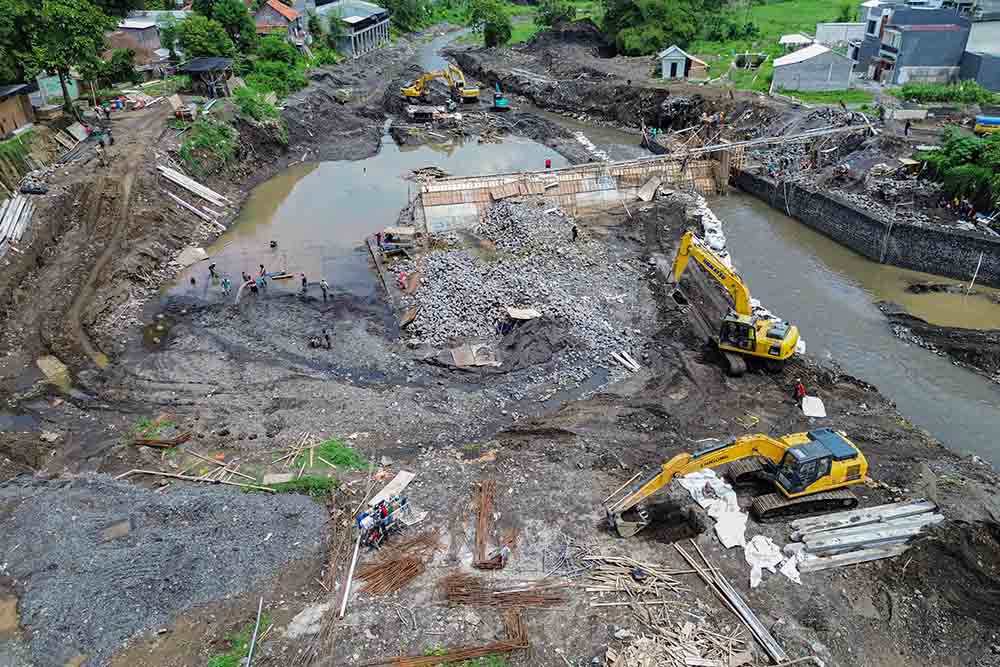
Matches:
[157,165,229,230]
[791,500,943,573]
[0,194,37,258]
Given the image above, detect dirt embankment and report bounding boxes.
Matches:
[878,300,1000,383]
[447,20,785,131]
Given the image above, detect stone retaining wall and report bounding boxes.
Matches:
[732,170,1000,287]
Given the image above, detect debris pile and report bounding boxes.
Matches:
[584,555,685,607]
[400,200,645,378]
[476,200,572,252]
[606,619,753,667]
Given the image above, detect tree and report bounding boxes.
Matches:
[469,0,511,47]
[381,0,430,32]
[210,0,257,52]
[90,0,144,17]
[537,0,576,28]
[836,2,856,22]
[178,14,236,57]
[258,34,299,64]
[602,0,700,55]
[0,0,34,84]
[24,0,117,116]
[191,0,216,16]
[159,16,180,60]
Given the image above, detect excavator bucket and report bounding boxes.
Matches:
[607,507,649,538]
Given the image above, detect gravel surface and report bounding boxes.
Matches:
[399,199,647,386]
[0,475,327,667]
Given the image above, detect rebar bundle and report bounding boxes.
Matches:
[472,479,496,568]
[355,530,442,595]
[366,610,529,667]
[440,572,566,608]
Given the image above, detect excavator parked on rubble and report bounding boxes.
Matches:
[607,428,869,537]
[671,230,800,376]
[400,65,479,104]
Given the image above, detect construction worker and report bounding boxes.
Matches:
[323,328,331,349]
[793,378,806,406]
[320,278,330,302]
[301,273,308,293]
[95,143,106,168]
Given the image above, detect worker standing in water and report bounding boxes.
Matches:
[320,278,330,302]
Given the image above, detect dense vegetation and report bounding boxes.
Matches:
[892,81,1000,106]
[919,127,1000,208]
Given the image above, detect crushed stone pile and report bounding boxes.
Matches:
[476,199,574,252]
[0,474,327,667]
[399,200,645,380]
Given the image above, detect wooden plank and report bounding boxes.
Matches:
[164,190,214,222]
[791,500,936,539]
[157,165,229,206]
[368,470,415,508]
[12,202,33,242]
[798,544,908,573]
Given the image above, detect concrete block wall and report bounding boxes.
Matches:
[732,170,1000,287]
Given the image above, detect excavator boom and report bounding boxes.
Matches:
[607,428,868,536]
[672,231,752,315]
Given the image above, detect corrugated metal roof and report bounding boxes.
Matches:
[774,43,832,66]
[119,19,157,29]
[895,23,963,30]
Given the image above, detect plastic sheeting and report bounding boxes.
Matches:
[678,469,747,548]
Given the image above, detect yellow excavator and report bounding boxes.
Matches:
[400,65,479,104]
[607,428,868,537]
[672,230,800,376]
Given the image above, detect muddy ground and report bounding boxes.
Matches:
[0,21,999,667]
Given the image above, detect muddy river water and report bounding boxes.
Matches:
[170,30,1000,465]
[712,193,1000,462]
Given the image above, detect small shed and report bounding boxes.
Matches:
[771,44,854,92]
[657,45,709,80]
[779,33,814,50]
[178,57,234,98]
[0,84,35,138]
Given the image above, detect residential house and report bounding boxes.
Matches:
[779,33,814,51]
[814,22,866,46]
[0,85,35,137]
[770,44,855,92]
[852,2,972,70]
[315,0,390,58]
[105,30,171,82]
[960,51,1000,89]
[255,0,307,44]
[117,18,162,51]
[657,45,708,80]
[871,8,971,83]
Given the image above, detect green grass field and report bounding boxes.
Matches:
[454,0,602,46]
[691,0,850,88]
[779,88,875,104]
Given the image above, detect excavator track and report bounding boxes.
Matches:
[751,488,858,523]
[726,458,766,486]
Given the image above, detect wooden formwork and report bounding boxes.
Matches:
[418,154,723,233]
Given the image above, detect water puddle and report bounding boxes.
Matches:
[167,132,569,302]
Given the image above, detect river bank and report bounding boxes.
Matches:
[0,21,999,667]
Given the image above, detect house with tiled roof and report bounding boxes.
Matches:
[255,0,306,43]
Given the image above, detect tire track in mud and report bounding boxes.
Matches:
[64,113,163,369]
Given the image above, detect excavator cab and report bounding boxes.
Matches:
[720,317,755,351]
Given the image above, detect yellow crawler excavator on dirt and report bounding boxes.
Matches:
[400,65,479,104]
[607,428,868,537]
[672,230,800,376]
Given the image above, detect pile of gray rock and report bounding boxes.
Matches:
[476,200,573,252]
[400,200,645,377]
